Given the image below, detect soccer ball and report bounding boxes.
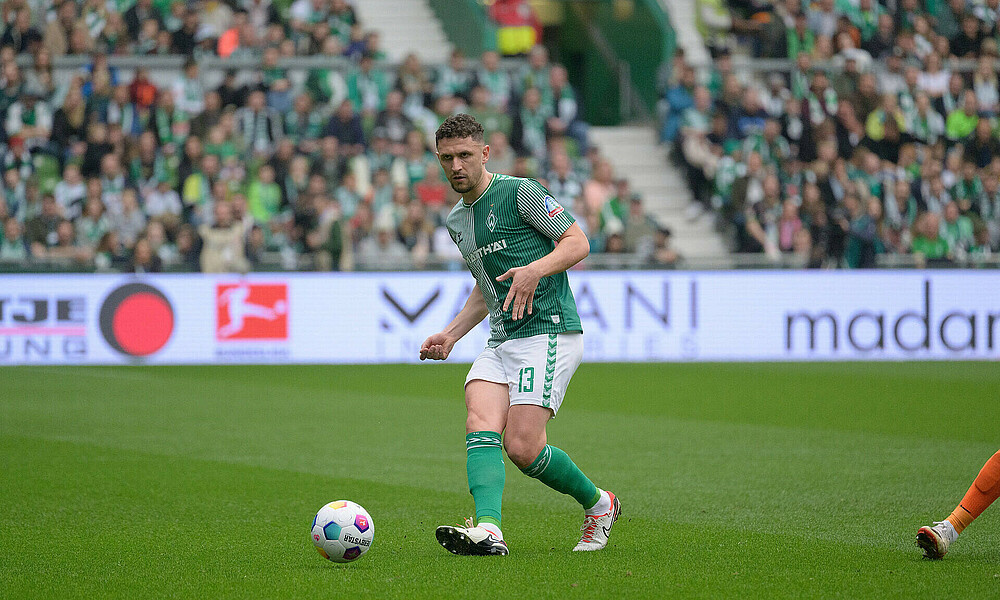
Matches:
[311,500,374,563]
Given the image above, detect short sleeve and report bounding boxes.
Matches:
[515,178,576,241]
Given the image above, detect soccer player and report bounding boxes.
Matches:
[917,450,1000,559]
[420,114,619,556]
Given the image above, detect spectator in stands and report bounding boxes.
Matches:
[53,164,87,219]
[545,65,586,152]
[785,12,815,59]
[146,177,183,231]
[181,153,217,225]
[347,53,389,118]
[972,57,999,117]
[582,158,615,217]
[75,196,110,251]
[912,211,950,265]
[911,92,946,146]
[326,99,366,157]
[467,85,511,140]
[25,194,61,249]
[840,192,882,268]
[510,86,550,162]
[400,129,435,186]
[0,217,29,261]
[110,188,147,248]
[2,137,34,186]
[476,50,513,111]
[622,195,658,258]
[247,164,282,225]
[662,64,696,143]
[393,53,428,108]
[172,59,206,115]
[697,0,734,56]
[126,235,162,273]
[5,84,52,152]
[334,171,363,219]
[951,14,986,58]
[940,200,975,255]
[946,90,979,142]
[919,53,951,99]
[487,131,516,176]
[545,150,584,209]
[1,8,42,54]
[966,120,1000,169]
[43,218,91,262]
[651,226,680,265]
[413,163,450,213]
[356,213,410,270]
[199,200,248,273]
[518,44,550,96]
[43,0,78,56]
[237,90,282,157]
[375,90,415,147]
[436,49,473,101]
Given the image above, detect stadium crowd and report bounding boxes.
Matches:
[0,0,673,273]
[672,0,1000,266]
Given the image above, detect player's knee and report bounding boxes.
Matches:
[503,434,543,470]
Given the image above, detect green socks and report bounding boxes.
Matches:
[466,431,504,528]
[520,444,601,510]
[466,435,600,527]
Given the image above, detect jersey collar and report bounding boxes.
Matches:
[463,172,496,207]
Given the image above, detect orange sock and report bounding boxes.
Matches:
[946,450,1000,534]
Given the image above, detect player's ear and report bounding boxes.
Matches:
[482,144,490,164]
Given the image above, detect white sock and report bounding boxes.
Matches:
[585,489,612,516]
[478,522,503,540]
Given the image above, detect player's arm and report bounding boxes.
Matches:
[497,222,589,321]
[497,180,588,320]
[419,287,488,361]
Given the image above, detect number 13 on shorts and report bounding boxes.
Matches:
[517,367,535,393]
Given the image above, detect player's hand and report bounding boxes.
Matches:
[496,264,541,321]
[420,332,456,361]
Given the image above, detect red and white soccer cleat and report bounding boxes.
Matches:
[573,491,620,551]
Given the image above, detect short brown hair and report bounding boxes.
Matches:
[435,114,484,145]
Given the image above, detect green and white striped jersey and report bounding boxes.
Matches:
[446,173,583,347]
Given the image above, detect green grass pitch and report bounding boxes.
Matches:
[2,363,998,598]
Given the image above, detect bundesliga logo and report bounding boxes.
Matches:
[216,283,288,341]
[544,195,563,218]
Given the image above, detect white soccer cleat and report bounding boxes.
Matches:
[573,491,620,551]
[436,518,509,556]
[916,520,958,559]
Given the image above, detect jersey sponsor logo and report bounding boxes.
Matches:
[464,238,508,264]
[543,195,564,218]
[216,283,288,341]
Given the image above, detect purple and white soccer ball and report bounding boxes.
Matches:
[311,500,374,563]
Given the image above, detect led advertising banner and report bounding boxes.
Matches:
[0,271,996,365]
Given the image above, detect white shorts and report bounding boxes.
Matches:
[465,332,584,417]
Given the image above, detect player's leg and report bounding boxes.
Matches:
[503,332,620,551]
[918,450,1000,559]
[504,404,602,509]
[464,379,509,534]
[436,349,511,556]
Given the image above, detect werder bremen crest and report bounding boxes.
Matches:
[487,210,497,232]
